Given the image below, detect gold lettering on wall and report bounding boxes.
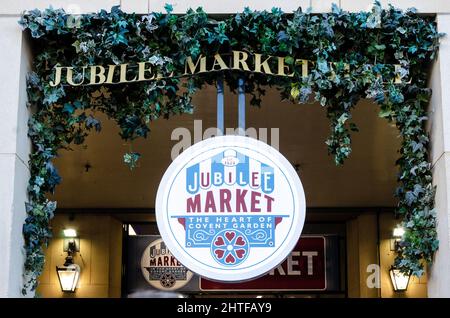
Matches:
[119,64,138,83]
[184,55,207,75]
[277,57,294,77]
[49,66,63,87]
[67,66,86,86]
[90,65,106,85]
[211,54,229,71]
[137,62,156,81]
[48,50,414,86]
[232,50,250,71]
[105,65,117,84]
[254,54,273,74]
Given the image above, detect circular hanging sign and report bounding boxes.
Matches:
[156,135,306,281]
[140,238,193,290]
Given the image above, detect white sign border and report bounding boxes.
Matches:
[155,135,306,282]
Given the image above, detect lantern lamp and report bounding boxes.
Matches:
[389,266,411,292]
[56,263,80,292]
[56,231,80,292]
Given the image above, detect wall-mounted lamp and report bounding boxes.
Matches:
[389,266,411,292]
[63,228,77,238]
[56,229,80,292]
[393,226,405,238]
[390,225,405,251]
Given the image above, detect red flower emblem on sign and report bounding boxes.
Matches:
[211,230,249,266]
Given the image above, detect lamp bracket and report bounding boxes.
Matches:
[390,238,401,251]
[63,238,80,252]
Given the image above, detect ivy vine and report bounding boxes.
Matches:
[19,2,442,294]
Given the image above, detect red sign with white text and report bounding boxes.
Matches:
[200,236,326,290]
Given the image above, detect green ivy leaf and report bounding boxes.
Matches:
[123,152,141,170]
[63,103,75,114]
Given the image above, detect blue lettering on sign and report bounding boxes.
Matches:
[173,215,288,249]
[185,149,274,195]
[186,163,200,194]
[261,163,274,194]
[236,153,249,187]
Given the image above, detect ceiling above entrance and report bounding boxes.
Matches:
[52,86,400,209]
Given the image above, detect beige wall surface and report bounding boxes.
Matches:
[346,213,379,298]
[378,213,428,298]
[0,0,449,15]
[37,214,122,298]
[346,212,427,298]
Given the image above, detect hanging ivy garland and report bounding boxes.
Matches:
[18,1,442,294]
